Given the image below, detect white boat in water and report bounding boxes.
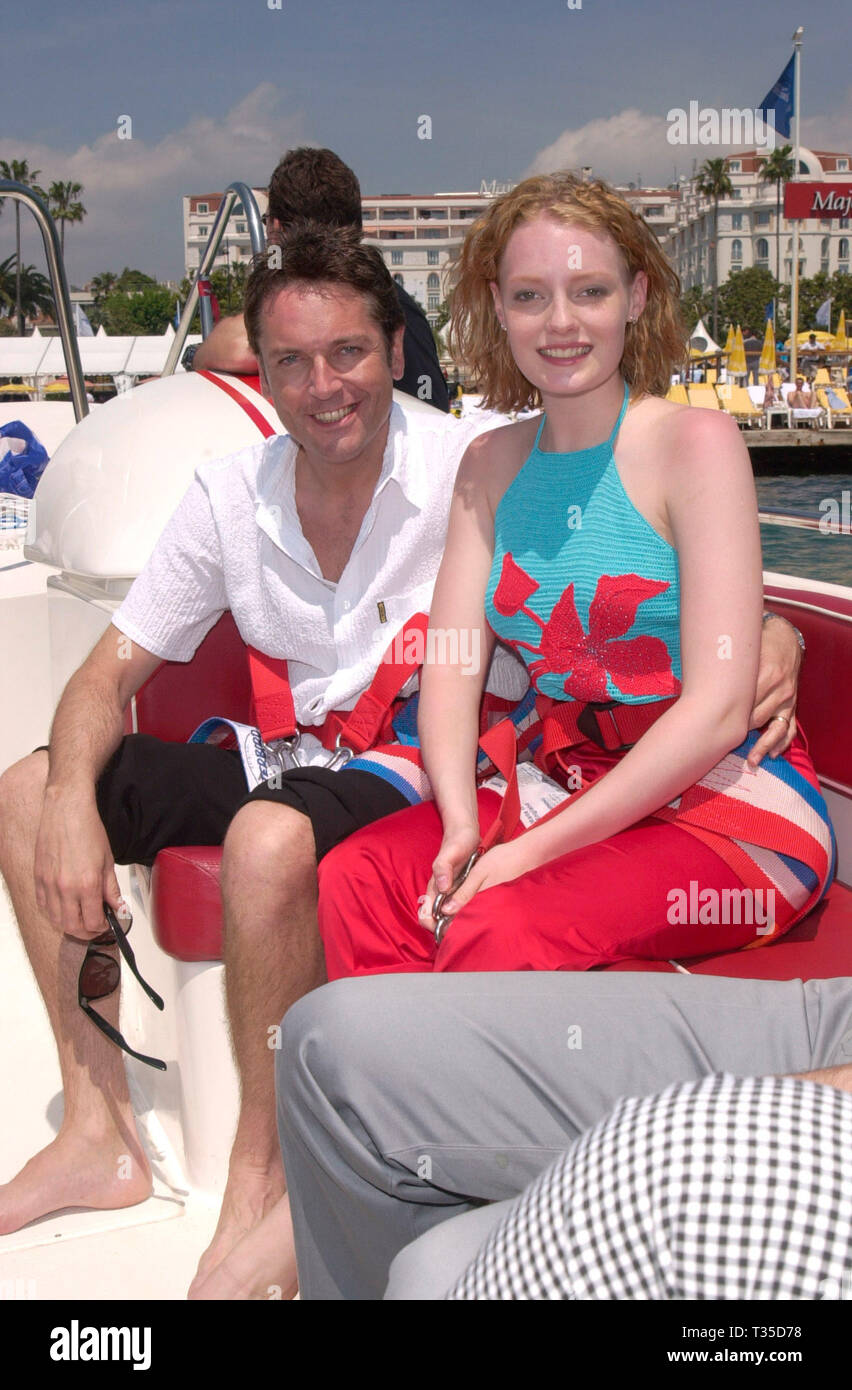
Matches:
[0,180,850,1308]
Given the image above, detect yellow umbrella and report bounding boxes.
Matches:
[783,330,835,348]
[759,318,776,374]
[723,324,735,357]
[727,324,747,376]
[831,310,847,352]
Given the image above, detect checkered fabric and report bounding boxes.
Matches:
[447,1073,852,1300]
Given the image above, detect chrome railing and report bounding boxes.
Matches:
[0,181,89,421]
[162,183,265,377]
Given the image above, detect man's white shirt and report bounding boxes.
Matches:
[113,402,527,729]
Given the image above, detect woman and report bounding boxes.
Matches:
[318,173,834,976]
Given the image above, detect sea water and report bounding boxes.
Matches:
[757,474,852,587]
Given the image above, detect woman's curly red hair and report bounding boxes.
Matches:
[448,172,686,412]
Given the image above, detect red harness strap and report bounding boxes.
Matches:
[477,694,679,851]
[247,612,430,751]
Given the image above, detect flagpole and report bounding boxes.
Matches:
[789,26,804,385]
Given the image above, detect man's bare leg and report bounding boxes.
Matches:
[188,801,324,1296]
[0,753,151,1233]
[189,1194,298,1301]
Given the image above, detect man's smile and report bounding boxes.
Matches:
[311,403,359,425]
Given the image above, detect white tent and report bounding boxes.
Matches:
[689,317,724,358]
[0,326,201,382]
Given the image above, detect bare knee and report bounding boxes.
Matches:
[0,750,49,842]
[221,799,316,900]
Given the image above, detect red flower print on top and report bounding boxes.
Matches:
[492,554,681,702]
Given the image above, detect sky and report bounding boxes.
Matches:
[1,0,850,287]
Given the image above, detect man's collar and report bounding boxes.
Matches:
[260,401,435,515]
[376,401,431,511]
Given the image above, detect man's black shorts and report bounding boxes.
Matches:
[81,734,410,866]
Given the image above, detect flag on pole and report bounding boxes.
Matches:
[758,54,795,140]
[174,299,181,329]
[74,303,94,336]
[815,297,832,329]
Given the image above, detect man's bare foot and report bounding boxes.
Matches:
[189,1163,286,1294]
[188,1194,297,1301]
[0,1130,152,1235]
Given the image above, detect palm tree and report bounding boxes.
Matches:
[696,158,734,341]
[88,271,118,328]
[47,180,87,258]
[0,159,48,333]
[758,145,795,294]
[0,256,54,321]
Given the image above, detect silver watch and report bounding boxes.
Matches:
[763,610,806,656]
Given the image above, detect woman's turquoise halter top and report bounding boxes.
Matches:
[484,382,682,705]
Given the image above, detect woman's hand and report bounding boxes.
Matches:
[417,821,480,932]
[417,834,534,933]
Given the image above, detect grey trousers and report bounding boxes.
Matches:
[275,972,852,1300]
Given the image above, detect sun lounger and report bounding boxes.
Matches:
[817,386,852,428]
[717,383,764,427]
[686,383,721,410]
[665,383,690,406]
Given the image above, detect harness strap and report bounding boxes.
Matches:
[247,611,430,750]
[478,694,678,849]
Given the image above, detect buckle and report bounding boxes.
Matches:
[576,700,626,751]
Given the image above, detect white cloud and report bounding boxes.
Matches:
[0,85,309,282]
[526,90,852,189]
[525,109,678,188]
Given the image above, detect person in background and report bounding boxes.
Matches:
[190,147,449,413]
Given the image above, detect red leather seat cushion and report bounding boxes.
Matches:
[602,880,852,982]
[151,847,224,962]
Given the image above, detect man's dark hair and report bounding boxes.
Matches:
[267,148,363,232]
[244,221,403,360]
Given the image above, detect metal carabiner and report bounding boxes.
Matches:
[325,731,354,772]
[272,730,303,772]
[431,850,482,945]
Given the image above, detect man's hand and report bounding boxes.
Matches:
[34,786,123,940]
[746,614,803,768]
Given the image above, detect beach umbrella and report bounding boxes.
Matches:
[727,325,747,376]
[830,311,848,352]
[783,330,835,348]
[723,324,735,357]
[759,317,776,373]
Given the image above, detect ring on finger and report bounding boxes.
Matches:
[772,713,791,726]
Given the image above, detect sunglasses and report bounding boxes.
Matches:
[77,903,167,1071]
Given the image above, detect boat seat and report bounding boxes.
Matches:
[143,590,852,974]
[134,611,250,962]
[601,881,852,981]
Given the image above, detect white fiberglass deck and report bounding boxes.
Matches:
[0,544,219,1300]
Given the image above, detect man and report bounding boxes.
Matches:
[789,375,814,409]
[274,971,852,1299]
[0,224,802,1300]
[190,146,449,413]
[0,225,482,1294]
